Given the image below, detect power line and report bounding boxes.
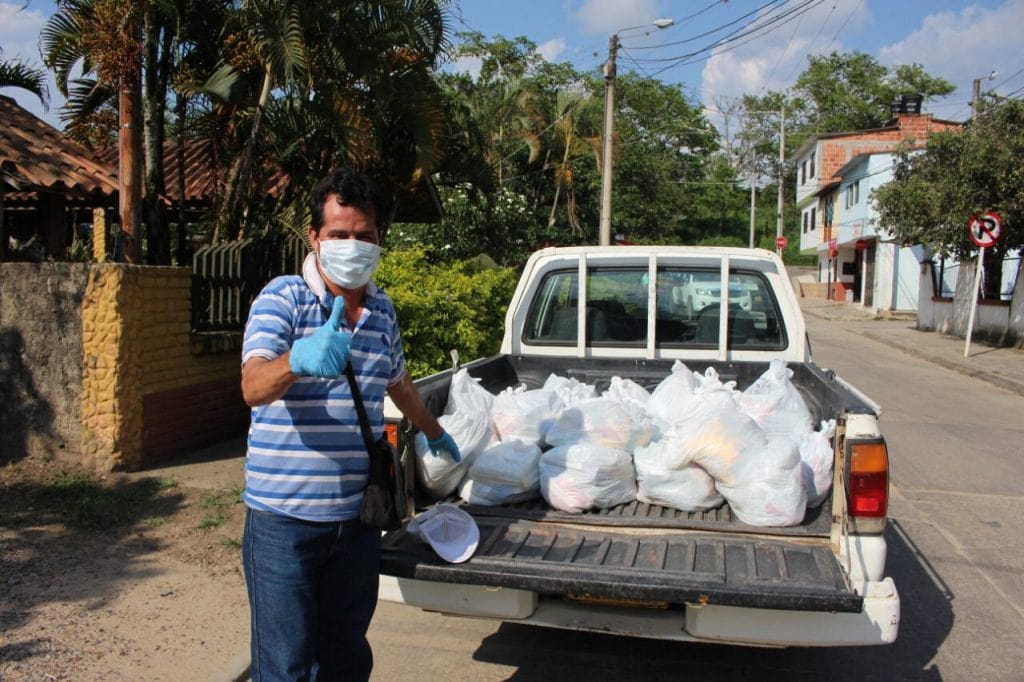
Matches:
[624,0,784,51]
[643,0,824,77]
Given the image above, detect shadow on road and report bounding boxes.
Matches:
[472,519,953,680]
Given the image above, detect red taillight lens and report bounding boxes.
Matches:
[384,422,400,450]
[849,442,888,518]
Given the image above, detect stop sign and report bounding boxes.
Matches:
[775,236,788,249]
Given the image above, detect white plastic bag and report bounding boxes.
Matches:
[540,443,637,513]
[490,386,563,447]
[603,376,651,410]
[414,413,476,498]
[676,407,767,482]
[543,374,597,406]
[444,368,494,419]
[544,397,652,451]
[469,440,543,489]
[714,437,807,527]
[459,478,541,506]
[634,438,724,511]
[647,361,699,433]
[737,359,813,439]
[799,419,836,508]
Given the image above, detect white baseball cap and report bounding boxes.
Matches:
[407,503,480,563]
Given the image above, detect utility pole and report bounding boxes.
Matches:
[599,33,618,247]
[972,70,997,120]
[748,173,756,249]
[776,104,785,255]
[598,19,674,246]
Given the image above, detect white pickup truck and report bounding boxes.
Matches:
[380,245,898,648]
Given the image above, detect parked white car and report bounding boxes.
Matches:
[674,272,752,316]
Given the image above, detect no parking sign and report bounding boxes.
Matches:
[964,211,1004,358]
[968,212,1003,248]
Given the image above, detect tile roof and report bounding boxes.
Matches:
[0,95,118,196]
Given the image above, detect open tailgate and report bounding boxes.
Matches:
[381,514,862,613]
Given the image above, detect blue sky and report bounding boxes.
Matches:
[4,0,1024,130]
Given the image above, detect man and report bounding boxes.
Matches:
[240,167,460,680]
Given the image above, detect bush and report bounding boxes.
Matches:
[376,247,518,377]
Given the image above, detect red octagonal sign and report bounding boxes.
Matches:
[775,236,788,249]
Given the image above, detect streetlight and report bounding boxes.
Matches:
[599,17,675,246]
[972,70,997,119]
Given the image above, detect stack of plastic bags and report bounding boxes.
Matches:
[424,358,834,528]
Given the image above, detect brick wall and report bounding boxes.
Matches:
[79,264,248,471]
[819,114,961,182]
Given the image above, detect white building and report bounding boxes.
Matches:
[791,96,961,312]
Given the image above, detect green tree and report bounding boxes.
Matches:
[794,51,955,132]
[0,48,49,107]
[873,99,1024,298]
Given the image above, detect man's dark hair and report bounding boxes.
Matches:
[309,167,389,233]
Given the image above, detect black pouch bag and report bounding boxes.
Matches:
[346,364,405,531]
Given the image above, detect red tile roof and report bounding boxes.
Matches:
[0,95,118,196]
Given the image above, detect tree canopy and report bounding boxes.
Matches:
[873,99,1024,264]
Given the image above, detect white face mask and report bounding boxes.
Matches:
[318,239,381,289]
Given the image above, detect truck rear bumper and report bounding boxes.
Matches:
[378,576,899,648]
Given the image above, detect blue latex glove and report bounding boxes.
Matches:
[427,431,461,463]
[288,297,352,378]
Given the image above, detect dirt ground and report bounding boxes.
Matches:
[0,454,250,681]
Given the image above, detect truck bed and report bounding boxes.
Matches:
[380,353,870,613]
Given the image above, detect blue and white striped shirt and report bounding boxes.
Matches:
[241,253,406,522]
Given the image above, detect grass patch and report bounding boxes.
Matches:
[33,472,164,530]
[196,489,240,530]
[220,536,242,550]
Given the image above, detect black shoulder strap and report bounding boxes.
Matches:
[345,363,377,454]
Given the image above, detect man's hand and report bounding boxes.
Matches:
[427,431,462,463]
[288,297,352,378]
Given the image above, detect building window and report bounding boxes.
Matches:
[802,211,808,233]
[845,179,860,208]
[800,161,806,185]
[809,152,816,178]
[811,207,816,231]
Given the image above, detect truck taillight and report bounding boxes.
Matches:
[384,421,400,450]
[848,441,888,518]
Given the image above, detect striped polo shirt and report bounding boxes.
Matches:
[241,253,406,522]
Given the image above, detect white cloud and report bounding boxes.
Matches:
[537,38,567,62]
[700,0,871,109]
[572,0,664,35]
[0,1,64,128]
[879,1,1024,120]
[449,55,483,80]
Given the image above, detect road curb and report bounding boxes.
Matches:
[860,331,1024,398]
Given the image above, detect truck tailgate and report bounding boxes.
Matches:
[381,515,862,613]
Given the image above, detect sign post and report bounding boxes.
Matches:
[964,212,1003,357]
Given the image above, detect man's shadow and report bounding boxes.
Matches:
[0,327,55,465]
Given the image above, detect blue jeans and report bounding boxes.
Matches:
[242,508,381,681]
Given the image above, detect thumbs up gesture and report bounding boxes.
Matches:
[288,297,353,378]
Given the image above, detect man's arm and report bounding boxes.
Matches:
[386,372,444,441]
[241,355,298,406]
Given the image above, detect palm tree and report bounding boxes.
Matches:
[0,49,49,108]
[545,89,601,236]
[42,0,146,263]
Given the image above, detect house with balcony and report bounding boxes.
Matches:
[792,95,961,311]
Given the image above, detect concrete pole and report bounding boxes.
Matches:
[599,34,619,247]
[776,104,785,255]
[748,174,756,249]
[972,78,981,120]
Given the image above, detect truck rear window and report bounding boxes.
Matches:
[523,267,786,350]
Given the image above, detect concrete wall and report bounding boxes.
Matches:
[918,259,1022,347]
[1,262,248,471]
[0,263,88,463]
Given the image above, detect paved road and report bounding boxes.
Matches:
[366,313,1024,681]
